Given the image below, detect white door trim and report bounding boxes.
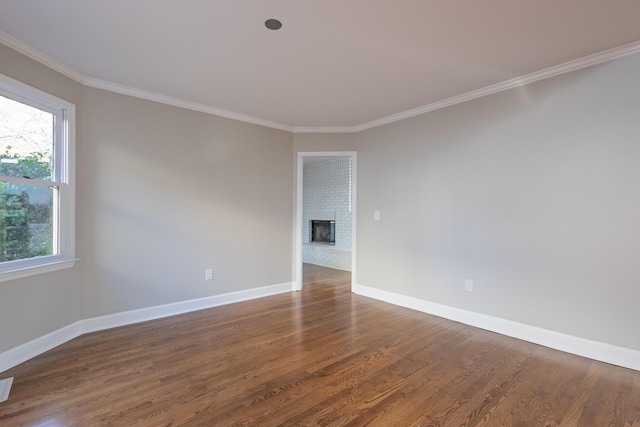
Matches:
[294,151,357,291]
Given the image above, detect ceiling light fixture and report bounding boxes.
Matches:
[265,19,282,30]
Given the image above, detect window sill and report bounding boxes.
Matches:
[0,259,77,283]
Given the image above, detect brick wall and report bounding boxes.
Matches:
[302,158,352,271]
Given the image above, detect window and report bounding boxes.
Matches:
[0,74,75,281]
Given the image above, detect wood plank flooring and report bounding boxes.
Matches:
[1,263,640,426]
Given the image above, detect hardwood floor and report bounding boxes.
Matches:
[1,263,640,426]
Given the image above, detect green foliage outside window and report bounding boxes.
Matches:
[0,146,53,262]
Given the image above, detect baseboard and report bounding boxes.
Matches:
[352,283,640,372]
[80,282,293,334]
[0,321,84,374]
[0,282,292,373]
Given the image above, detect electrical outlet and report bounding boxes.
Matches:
[205,269,213,281]
[465,279,473,292]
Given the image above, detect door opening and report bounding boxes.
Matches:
[294,152,356,291]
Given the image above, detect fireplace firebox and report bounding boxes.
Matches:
[311,220,335,245]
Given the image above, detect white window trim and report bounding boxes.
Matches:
[0,73,76,282]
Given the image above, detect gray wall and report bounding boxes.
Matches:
[293,133,357,153]
[355,52,640,351]
[81,88,294,317]
[0,44,294,353]
[3,40,640,359]
[0,43,84,352]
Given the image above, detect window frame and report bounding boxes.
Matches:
[0,73,76,282]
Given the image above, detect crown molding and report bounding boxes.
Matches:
[348,40,640,133]
[0,30,85,83]
[83,77,294,132]
[292,126,359,134]
[2,29,639,134]
[0,30,293,132]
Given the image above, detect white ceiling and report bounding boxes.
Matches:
[1,1,640,132]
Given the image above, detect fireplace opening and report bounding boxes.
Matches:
[311,220,335,245]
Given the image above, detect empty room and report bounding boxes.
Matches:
[1,1,640,425]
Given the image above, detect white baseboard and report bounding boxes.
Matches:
[352,283,640,372]
[0,282,292,373]
[80,282,292,333]
[0,321,84,375]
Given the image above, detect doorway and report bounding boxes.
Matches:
[294,152,356,291]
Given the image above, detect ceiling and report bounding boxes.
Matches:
[1,1,640,132]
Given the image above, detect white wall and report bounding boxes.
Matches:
[355,51,640,351]
[302,158,352,270]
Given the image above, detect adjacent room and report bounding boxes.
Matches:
[1,1,640,425]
